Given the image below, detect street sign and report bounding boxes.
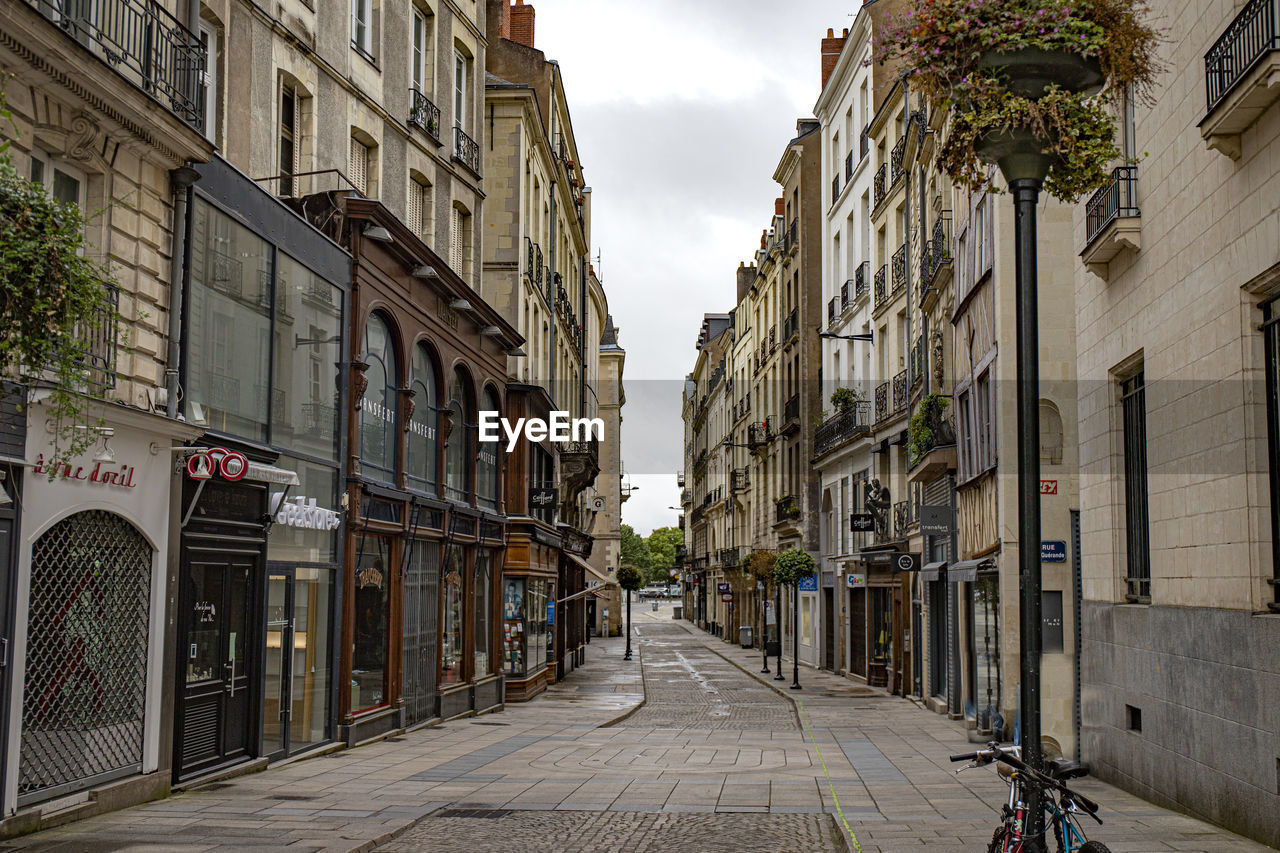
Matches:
[846,573,867,588]
[1041,480,1058,495]
[717,583,731,594]
[798,575,818,592]
[1042,540,1067,563]
[850,513,875,532]
[721,593,733,602]
[919,505,954,535]
[669,569,678,578]
[894,553,921,573]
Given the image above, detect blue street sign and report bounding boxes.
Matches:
[547,601,556,625]
[1042,540,1067,563]
[798,575,818,592]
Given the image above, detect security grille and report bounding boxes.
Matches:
[20,511,152,802]
[1121,372,1151,602]
[402,539,441,725]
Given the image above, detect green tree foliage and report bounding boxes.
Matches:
[620,524,651,575]
[644,526,682,584]
[773,548,816,587]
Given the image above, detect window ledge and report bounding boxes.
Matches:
[1199,50,1280,160]
[1081,215,1142,281]
[351,42,380,71]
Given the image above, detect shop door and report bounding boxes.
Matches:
[262,572,292,759]
[263,568,333,760]
[822,589,835,671]
[848,588,866,678]
[178,555,255,778]
[892,583,909,696]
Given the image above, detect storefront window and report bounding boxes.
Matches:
[290,567,332,748]
[474,550,492,675]
[477,387,500,511]
[267,458,341,564]
[273,254,342,462]
[529,579,549,674]
[870,587,893,664]
[408,344,439,494]
[445,367,473,502]
[441,546,465,684]
[969,576,1000,727]
[361,313,398,481]
[502,577,526,676]
[403,540,441,724]
[186,199,272,440]
[351,533,390,711]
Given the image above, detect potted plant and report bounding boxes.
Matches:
[879,0,1162,200]
[830,386,861,414]
[907,393,953,466]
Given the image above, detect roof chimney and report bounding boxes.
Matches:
[774,197,785,216]
[821,26,847,90]
[510,0,535,48]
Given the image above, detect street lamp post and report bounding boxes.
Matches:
[624,587,633,661]
[774,583,785,680]
[790,581,801,690]
[760,581,771,673]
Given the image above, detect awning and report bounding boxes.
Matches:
[948,558,995,583]
[245,461,301,486]
[921,560,947,582]
[856,545,900,565]
[566,552,614,588]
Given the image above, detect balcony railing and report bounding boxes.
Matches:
[831,174,840,203]
[1205,0,1280,112]
[783,392,800,425]
[891,135,907,184]
[775,494,801,525]
[874,382,889,422]
[855,260,870,299]
[409,88,441,141]
[731,467,750,491]
[783,308,798,341]
[926,212,952,289]
[860,125,870,161]
[892,244,907,295]
[841,279,852,310]
[893,369,909,413]
[453,126,480,174]
[845,150,854,182]
[873,163,887,207]
[814,401,872,457]
[893,500,913,537]
[718,548,741,568]
[1085,166,1141,245]
[787,218,798,251]
[828,298,837,325]
[69,284,119,390]
[768,325,777,352]
[874,264,887,310]
[748,421,771,448]
[32,0,206,131]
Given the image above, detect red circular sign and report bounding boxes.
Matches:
[186,453,213,480]
[219,451,248,481]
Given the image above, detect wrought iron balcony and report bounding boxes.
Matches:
[1206,0,1280,113]
[775,494,801,525]
[69,284,119,390]
[924,212,953,297]
[841,279,852,310]
[814,401,872,458]
[860,125,870,161]
[718,548,741,568]
[534,244,544,287]
[893,369,909,413]
[845,151,854,182]
[768,325,777,352]
[677,471,686,488]
[855,260,870,299]
[731,467,749,491]
[409,88,441,141]
[748,421,771,448]
[787,218,798,252]
[828,298,837,325]
[874,264,888,310]
[831,174,840,203]
[453,126,480,174]
[874,381,889,422]
[893,500,913,537]
[892,244,907,295]
[783,392,800,427]
[891,135,907,184]
[31,0,206,131]
[1085,166,1141,246]
[873,163,887,208]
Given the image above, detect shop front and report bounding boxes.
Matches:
[949,557,1000,732]
[7,402,199,812]
[556,529,593,677]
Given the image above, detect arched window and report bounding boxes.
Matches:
[477,386,501,511]
[445,366,473,502]
[1040,399,1064,466]
[407,344,438,493]
[361,313,398,480]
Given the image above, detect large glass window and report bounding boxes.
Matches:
[273,255,342,463]
[502,577,526,676]
[968,576,1000,729]
[441,546,465,684]
[402,540,441,725]
[186,200,273,440]
[474,549,493,675]
[291,567,333,749]
[408,344,439,494]
[477,387,500,510]
[361,314,398,480]
[267,458,341,564]
[445,367,473,502]
[870,587,892,665]
[351,533,390,712]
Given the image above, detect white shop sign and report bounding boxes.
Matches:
[270,494,341,530]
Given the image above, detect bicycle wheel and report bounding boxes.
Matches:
[987,826,1012,853]
[1077,843,1112,853]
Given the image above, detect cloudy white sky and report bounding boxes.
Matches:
[531,0,853,535]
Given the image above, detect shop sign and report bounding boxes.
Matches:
[357,564,384,589]
[185,447,249,482]
[847,573,867,588]
[798,575,818,592]
[717,583,731,594]
[721,593,733,602]
[894,553,921,573]
[547,600,555,626]
[530,486,557,508]
[32,454,138,490]
[1041,479,1058,495]
[273,495,342,530]
[850,513,875,532]
[919,505,954,535]
[1042,540,1067,563]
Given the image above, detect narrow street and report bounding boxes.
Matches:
[14,605,1273,853]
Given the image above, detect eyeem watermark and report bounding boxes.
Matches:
[478,411,604,452]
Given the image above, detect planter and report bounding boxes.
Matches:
[977,49,1105,98]
[974,127,1061,184]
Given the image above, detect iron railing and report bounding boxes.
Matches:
[1085,166,1141,245]
[32,0,205,131]
[775,494,800,524]
[409,88,441,140]
[768,325,776,352]
[788,218,798,251]
[874,382,889,422]
[873,162,887,207]
[718,548,741,568]
[891,135,907,184]
[1205,0,1280,112]
[832,174,840,203]
[453,126,480,174]
[783,308,798,341]
[845,150,854,182]
[814,401,872,457]
[783,392,800,425]
[71,285,119,390]
[893,369,909,412]
[910,335,925,388]
[892,244,907,295]
[860,125,870,160]
[731,468,750,491]
[928,212,953,284]
[893,500,913,537]
[828,298,837,325]
[874,264,887,310]
[841,279,852,310]
[748,421,771,447]
[855,260,870,299]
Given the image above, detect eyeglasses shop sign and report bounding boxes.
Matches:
[271,494,342,530]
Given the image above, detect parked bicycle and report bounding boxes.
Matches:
[951,742,1112,853]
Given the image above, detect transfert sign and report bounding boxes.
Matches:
[1042,540,1068,563]
[919,505,954,535]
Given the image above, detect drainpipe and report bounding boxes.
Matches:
[165,167,201,419]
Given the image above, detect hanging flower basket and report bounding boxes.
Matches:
[878,0,1162,200]
[616,564,643,592]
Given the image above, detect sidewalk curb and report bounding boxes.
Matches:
[598,645,646,728]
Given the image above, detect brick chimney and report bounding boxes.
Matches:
[498,0,511,39]
[510,0,535,48]
[821,27,848,90]
[774,197,785,216]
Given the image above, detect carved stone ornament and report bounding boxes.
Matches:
[400,387,417,433]
[932,330,946,388]
[350,360,370,409]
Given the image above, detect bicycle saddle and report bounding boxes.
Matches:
[1047,759,1089,780]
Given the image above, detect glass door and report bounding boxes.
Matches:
[263,568,333,759]
[263,572,292,759]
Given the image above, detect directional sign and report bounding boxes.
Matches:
[1042,540,1067,563]
[850,513,875,532]
[894,552,921,573]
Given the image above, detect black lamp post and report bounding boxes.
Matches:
[624,587,633,661]
[760,579,771,673]
[774,583,785,681]
[790,580,801,690]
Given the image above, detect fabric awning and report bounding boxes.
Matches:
[921,561,947,582]
[856,545,900,565]
[948,558,995,583]
[566,552,614,587]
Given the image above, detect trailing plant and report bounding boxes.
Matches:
[830,386,861,414]
[0,85,123,464]
[616,564,644,592]
[878,0,1163,200]
[908,393,950,466]
[773,548,816,587]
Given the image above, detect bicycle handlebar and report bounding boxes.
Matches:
[950,743,1102,822]
[949,751,979,762]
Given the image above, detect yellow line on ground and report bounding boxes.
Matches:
[795,697,862,853]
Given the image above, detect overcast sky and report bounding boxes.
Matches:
[531,0,852,536]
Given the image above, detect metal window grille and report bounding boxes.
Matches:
[20,511,152,803]
[402,537,441,725]
[1121,371,1151,602]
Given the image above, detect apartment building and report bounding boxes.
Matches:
[1073,1,1280,843]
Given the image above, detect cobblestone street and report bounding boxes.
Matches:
[12,605,1276,852]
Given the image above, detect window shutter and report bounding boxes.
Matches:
[407,181,422,239]
[349,137,367,195]
[450,208,462,273]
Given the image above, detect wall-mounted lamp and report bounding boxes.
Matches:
[363,224,394,242]
[450,298,472,311]
[414,265,439,279]
[507,346,528,358]
[480,326,503,337]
